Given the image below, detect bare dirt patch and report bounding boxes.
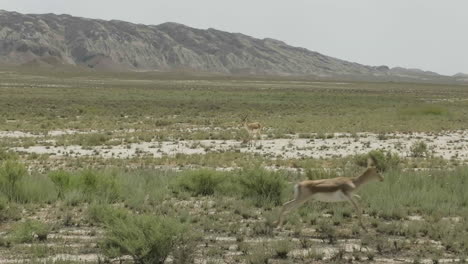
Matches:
[9,130,468,161]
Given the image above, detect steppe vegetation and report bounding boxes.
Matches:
[1,68,468,263]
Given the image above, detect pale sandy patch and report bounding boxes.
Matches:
[11,130,468,161]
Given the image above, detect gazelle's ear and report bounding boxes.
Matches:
[367,157,375,168]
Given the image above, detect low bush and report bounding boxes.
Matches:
[87,203,128,226]
[67,170,121,204]
[175,169,224,196]
[63,189,85,206]
[410,141,429,158]
[17,174,57,203]
[75,133,110,146]
[0,194,7,211]
[0,149,18,161]
[0,160,28,202]
[273,240,292,259]
[245,243,273,264]
[0,196,21,222]
[48,170,72,198]
[9,219,51,243]
[305,168,339,180]
[117,170,173,210]
[354,149,400,172]
[238,167,286,208]
[88,170,121,203]
[101,213,189,264]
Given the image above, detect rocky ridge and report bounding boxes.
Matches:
[0,10,463,82]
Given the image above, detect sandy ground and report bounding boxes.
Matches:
[0,130,97,138]
[6,130,468,161]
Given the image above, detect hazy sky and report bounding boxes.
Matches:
[1,0,467,75]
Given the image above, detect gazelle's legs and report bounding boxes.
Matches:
[255,130,261,144]
[277,185,312,228]
[346,194,366,230]
[248,131,255,147]
[277,198,308,227]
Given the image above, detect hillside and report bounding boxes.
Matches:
[0,10,463,82]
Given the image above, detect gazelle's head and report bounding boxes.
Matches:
[365,157,384,181]
[364,167,384,182]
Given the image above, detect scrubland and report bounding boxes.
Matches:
[1,69,468,263]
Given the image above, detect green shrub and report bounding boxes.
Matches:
[354,149,400,172]
[117,170,174,210]
[0,196,21,222]
[75,133,110,146]
[93,171,121,203]
[171,231,199,264]
[9,219,51,243]
[81,170,98,194]
[0,149,18,161]
[101,214,188,264]
[410,141,429,158]
[0,162,57,204]
[305,168,339,180]
[63,190,85,206]
[400,105,449,116]
[87,203,128,226]
[273,240,292,259]
[0,160,28,202]
[245,243,273,264]
[17,174,57,203]
[238,167,286,207]
[0,194,7,211]
[48,170,72,198]
[71,170,121,203]
[175,169,224,196]
[0,235,11,247]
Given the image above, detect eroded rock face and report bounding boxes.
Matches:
[0,9,450,81]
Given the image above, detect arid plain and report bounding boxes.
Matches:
[1,69,468,263]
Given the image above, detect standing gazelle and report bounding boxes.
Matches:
[277,165,384,229]
[241,114,262,144]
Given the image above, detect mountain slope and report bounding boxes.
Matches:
[0,10,458,82]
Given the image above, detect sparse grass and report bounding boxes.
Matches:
[362,167,468,218]
[0,163,467,261]
[399,105,450,116]
[1,70,468,135]
[2,70,468,262]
